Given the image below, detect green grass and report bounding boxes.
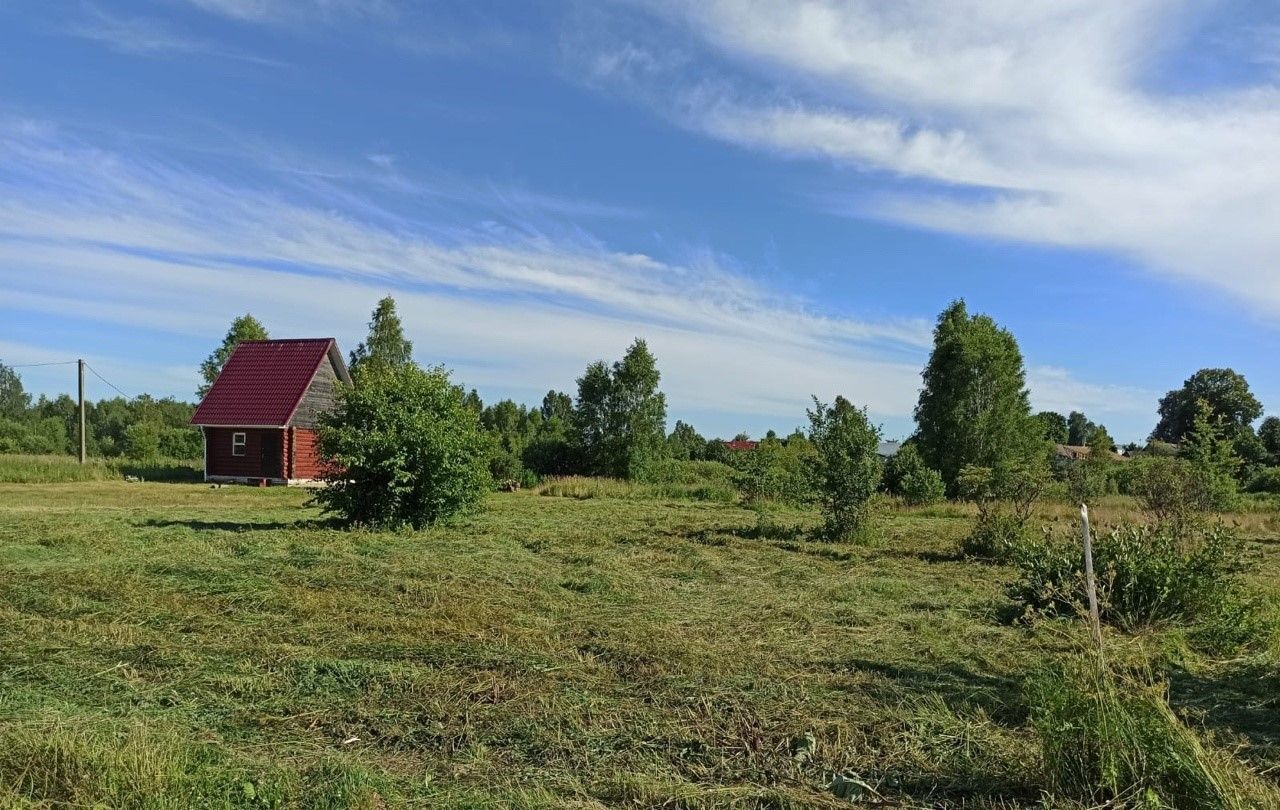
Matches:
[0,454,202,484]
[0,482,1276,808]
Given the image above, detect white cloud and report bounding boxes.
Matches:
[588,0,1280,314]
[0,121,1155,437]
[64,6,284,65]
[0,123,952,432]
[181,0,393,25]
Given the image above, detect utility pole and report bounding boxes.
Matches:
[78,359,86,464]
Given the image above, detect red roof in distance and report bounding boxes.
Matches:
[191,338,350,427]
[723,439,758,451]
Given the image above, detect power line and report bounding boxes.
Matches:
[10,360,79,368]
[84,363,133,400]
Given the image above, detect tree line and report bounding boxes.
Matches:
[2,296,1278,517]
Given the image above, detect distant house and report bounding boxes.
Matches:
[877,440,902,459]
[1053,443,1127,463]
[724,439,758,451]
[190,338,351,485]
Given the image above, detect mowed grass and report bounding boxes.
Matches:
[0,483,1277,808]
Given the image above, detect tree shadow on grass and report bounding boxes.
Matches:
[137,517,341,532]
[1169,663,1280,771]
[833,656,1029,727]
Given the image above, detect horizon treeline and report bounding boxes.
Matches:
[2,297,1278,495]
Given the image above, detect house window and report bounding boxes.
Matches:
[232,432,246,456]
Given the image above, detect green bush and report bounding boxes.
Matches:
[806,396,882,540]
[314,365,492,529]
[883,443,945,506]
[1126,456,1236,531]
[899,467,946,506]
[1247,467,1280,495]
[727,438,814,505]
[956,459,1048,559]
[1010,523,1273,650]
[1029,654,1277,808]
[960,512,1030,560]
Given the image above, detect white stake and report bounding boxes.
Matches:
[1079,503,1103,652]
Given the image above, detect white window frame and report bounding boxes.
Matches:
[231,432,247,456]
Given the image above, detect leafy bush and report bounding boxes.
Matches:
[956,459,1048,559]
[1126,456,1236,531]
[1029,654,1278,808]
[1247,467,1280,495]
[899,467,945,506]
[727,437,815,505]
[314,365,492,529]
[1010,522,1273,650]
[806,396,882,540]
[882,443,945,506]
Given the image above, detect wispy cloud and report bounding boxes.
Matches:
[576,0,1280,316]
[0,123,952,425]
[181,0,394,26]
[0,121,1153,435]
[63,6,285,66]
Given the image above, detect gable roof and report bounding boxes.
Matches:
[191,338,351,427]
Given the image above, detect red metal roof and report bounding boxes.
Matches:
[191,338,348,427]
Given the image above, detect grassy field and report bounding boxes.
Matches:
[0,454,203,484]
[1,482,1277,808]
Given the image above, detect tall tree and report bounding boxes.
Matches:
[1032,411,1069,444]
[0,361,29,419]
[1260,416,1280,466]
[914,300,1040,492]
[1066,411,1098,446]
[349,296,414,379]
[1151,368,1262,444]
[198,315,268,398]
[572,339,667,478]
[667,420,707,461]
[540,390,573,423]
[1179,398,1241,510]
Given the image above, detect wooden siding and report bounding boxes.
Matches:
[205,427,287,480]
[290,358,340,428]
[290,428,326,480]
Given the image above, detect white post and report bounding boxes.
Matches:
[1079,503,1103,652]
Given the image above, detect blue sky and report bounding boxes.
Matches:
[1,1,1278,443]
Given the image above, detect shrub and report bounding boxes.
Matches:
[806,396,882,540]
[728,437,814,505]
[899,467,946,506]
[956,459,1048,559]
[314,364,492,529]
[883,443,945,506]
[1010,522,1273,650]
[1247,467,1280,495]
[1029,654,1278,808]
[1127,456,1235,532]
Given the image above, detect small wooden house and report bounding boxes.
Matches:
[190,338,351,485]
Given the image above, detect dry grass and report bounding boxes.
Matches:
[0,482,1276,808]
